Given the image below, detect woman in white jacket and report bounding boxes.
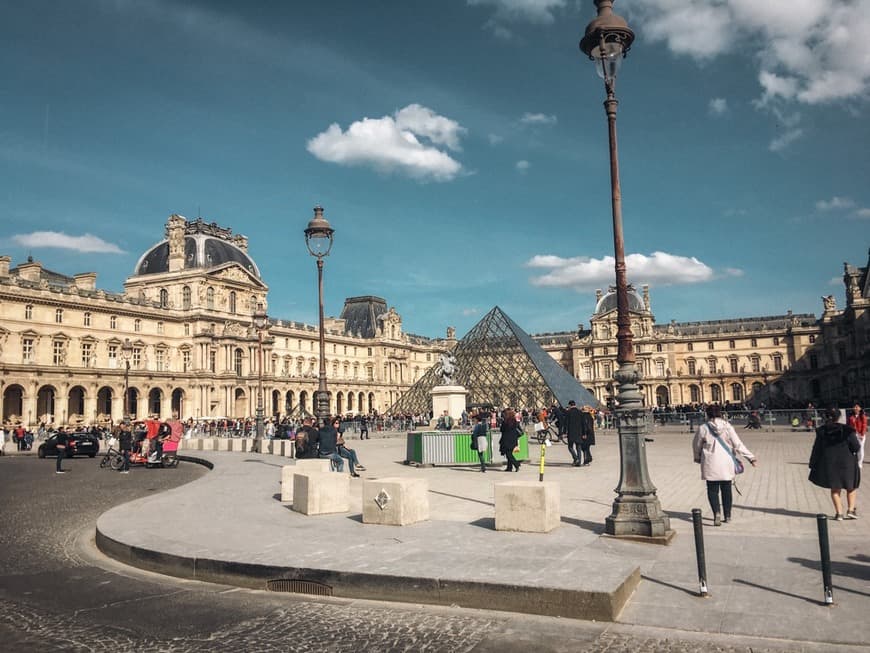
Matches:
[693,404,758,526]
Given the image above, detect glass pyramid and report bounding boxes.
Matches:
[389,306,599,415]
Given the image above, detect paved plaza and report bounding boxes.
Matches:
[89,424,870,651]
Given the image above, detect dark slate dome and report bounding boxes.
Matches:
[133,233,261,278]
[594,288,645,315]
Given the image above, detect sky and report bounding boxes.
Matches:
[1,0,868,339]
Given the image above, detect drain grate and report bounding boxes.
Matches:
[266,579,333,596]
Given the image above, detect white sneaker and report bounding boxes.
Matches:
[846,510,858,519]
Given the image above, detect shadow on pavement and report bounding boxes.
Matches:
[735,504,820,519]
[640,574,698,597]
[788,556,870,582]
[733,578,819,605]
[559,516,606,534]
[428,489,494,507]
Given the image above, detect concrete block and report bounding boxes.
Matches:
[494,481,560,533]
[280,459,333,502]
[272,440,285,456]
[362,477,429,526]
[240,438,254,452]
[228,438,244,452]
[284,441,295,458]
[216,438,232,452]
[292,472,349,515]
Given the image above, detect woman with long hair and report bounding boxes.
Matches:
[499,408,521,472]
[809,407,861,520]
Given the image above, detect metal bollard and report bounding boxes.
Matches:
[817,514,834,605]
[538,441,548,482]
[692,508,708,597]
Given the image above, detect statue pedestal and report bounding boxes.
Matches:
[430,385,467,423]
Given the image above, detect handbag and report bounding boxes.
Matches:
[533,421,545,432]
[707,421,744,475]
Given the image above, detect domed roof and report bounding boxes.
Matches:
[594,287,646,315]
[133,233,261,278]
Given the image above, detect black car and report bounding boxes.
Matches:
[37,431,101,458]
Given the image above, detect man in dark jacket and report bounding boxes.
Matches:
[565,401,584,467]
[580,406,596,465]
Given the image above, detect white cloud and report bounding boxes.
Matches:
[525,251,715,289]
[816,196,855,211]
[306,104,466,182]
[461,307,480,316]
[708,98,728,115]
[629,0,870,105]
[488,133,504,145]
[468,0,566,24]
[516,160,530,173]
[853,208,870,219]
[769,127,804,152]
[520,112,557,125]
[11,231,125,254]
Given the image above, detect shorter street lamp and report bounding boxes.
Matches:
[253,302,270,453]
[121,338,133,422]
[304,206,335,426]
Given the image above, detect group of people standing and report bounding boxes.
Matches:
[693,402,865,525]
[293,416,366,477]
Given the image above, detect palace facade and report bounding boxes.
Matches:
[0,212,866,427]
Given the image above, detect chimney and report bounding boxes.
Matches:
[17,257,42,282]
[0,255,10,277]
[73,272,97,291]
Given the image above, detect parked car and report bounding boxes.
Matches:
[37,431,101,458]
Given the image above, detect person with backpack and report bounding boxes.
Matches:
[693,404,758,526]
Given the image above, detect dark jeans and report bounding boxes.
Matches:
[503,449,519,471]
[121,449,130,471]
[338,446,359,474]
[477,451,486,471]
[56,447,65,471]
[320,451,344,472]
[568,440,581,463]
[360,428,368,440]
[580,442,593,464]
[706,480,733,518]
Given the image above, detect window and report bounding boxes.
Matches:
[206,287,215,310]
[730,358,738,373]
[687,342,694,352]
[108,344,118,368]
[583,364,592,381]
[84,312,92,327]
[25,305,33,320]
[810,353,819,369]
[603,362,612,378]
[343,363,349,377]
[132,347,142,369]
[81,342,92,367]
[367,366,374,381]
[602,346,609,355]
[53,340,65,365]
[655,360,665,377]
[773,336,780,346]
[157,321,164,334]
[55,308,64,324]
[134,319,142,332]
[426,353,430,361]
[184,323,190,336]
[344,345,347,354]
[22,337,34,363]
[773,355,782,372]
[298,340,303,350]
[751,338,758,347]
[690,385,700,403]
[234,349,243,376]
[156,349,166,371]
[809,334,816,344]
[296,360,304,376]
[209,350,216,373]
[707,341,714,350]
[159,288,169,308]
[229,291,237,314]
[656,343,663,352]
[731,383,744,402]
[729,340,735,349]
[708,357,717,373]
[688,359,697,375]
[110,315,117,329]
[182,350,191,372]
[751,357,760,372]
[333,344,337,354]
[310,341,314,351]
[182,286,191,310]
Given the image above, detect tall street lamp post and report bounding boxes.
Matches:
[121,338,133,423]
[580,0,672,541]
[252,302,270,453]
[304,205,335,426]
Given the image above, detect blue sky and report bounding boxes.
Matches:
[1,0,868,338]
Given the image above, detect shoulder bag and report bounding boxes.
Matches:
[707,421,744,474]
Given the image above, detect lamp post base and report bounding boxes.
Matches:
[253,406,264,454]
[604,496,675,543]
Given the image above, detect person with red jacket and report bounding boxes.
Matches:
[848,403,867,468]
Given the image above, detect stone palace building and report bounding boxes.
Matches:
[0,212,866,426]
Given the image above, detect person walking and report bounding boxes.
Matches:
[565,401,584,467]
[809,407,861,520]
[848,403,867,468]
[471,413,488,472]
[579,406,596,465]
[359,416,369,440]
[118,422,132,474]
[54,427,68,474]
[499,408,521,472]
[692,404,758,526]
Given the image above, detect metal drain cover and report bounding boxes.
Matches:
[266,579,333,596]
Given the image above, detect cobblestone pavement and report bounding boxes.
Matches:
[1,448,866,652]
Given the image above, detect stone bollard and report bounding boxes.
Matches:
[494,481,560,533]
[215,438,231,452]
[362,477,429,526]
[281,459,332,502]
[292,471,349,515]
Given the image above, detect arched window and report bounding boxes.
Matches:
[182,286,191,310]
[229,291,237,314]
[731,383,744,401]
[25,304,33,319]
[689,385,700,403]
[710,384,721,403]
[234,348,243,376]
[134,318,142,332]
[159,288,169,308]
[206,287,215,310]
[773,354,783,372]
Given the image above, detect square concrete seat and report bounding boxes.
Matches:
[216,438,231,451]
[362,477,429,526]
[494,481,560,533]
[292,471,349,515]
[280,459,332,502]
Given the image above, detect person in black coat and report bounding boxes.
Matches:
[564,401,584,467]
[809,407,860,520]
[579,406,596,466]
[499,408,521,472]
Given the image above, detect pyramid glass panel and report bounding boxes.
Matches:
[389,306,599,415]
